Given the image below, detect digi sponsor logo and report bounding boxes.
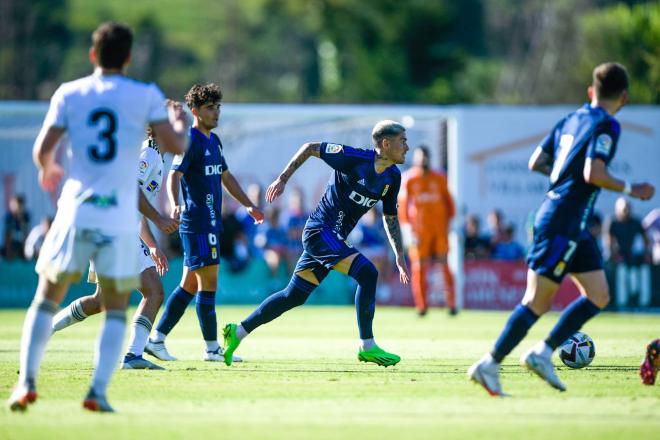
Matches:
[349,191,377,207]
[205,164,223,176]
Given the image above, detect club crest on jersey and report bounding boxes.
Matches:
[138,160,148,175]
[595,133,612,156]
[205,164,223,176]
[325,143,343,154]
[381,184,390,196]
[349,190,377,207]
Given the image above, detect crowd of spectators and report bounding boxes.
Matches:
[3,188,659,308]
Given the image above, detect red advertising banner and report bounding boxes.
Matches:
[376,260,581,310]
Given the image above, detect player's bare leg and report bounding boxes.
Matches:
[8,276,70,411]
[83,282,130,413]
[52,286,103,332]
[122,267,165,370]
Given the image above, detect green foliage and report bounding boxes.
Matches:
[578,3,660,103]
[1,0,659,103]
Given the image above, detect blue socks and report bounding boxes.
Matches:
[196,290,217,342]
[348,255,378,340]
[155,286,194,335]
[491,304,539,363]
[241,275,316,333]
[545,297,601,349]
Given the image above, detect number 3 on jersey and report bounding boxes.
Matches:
[88,109,117,162]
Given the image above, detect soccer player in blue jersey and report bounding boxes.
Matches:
[145,84,264,362]
[468,62,655,396]
[222,120,411,367]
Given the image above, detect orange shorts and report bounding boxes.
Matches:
[409,233,449,260]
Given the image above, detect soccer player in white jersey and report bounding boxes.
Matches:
[7,22,187,413]
[51,129,174,370]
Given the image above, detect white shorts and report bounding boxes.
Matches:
[88,239,155,284]
[36,219,141,292]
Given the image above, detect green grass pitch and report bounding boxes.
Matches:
[1,306,659,439]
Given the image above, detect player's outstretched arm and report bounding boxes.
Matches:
[33,126,66,192]
[528,147,553,176]
[383,214,411,284]
[139,216,169,276]
[138,189,179,234]
[265,142,321,203]
[584,158,655,200]
[221,170,264,224]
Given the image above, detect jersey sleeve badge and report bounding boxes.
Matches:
[138,160,148,176]
[382,184,390,196]
[595,133,613,156]
[325,143,343,154]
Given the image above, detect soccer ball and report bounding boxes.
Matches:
[558,331,596,369]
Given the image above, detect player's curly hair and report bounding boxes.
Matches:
[184,83,223,109]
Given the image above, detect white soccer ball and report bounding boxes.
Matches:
[558,331,596,369]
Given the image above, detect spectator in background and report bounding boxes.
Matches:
[220,203,249,273]
[491,223,525,261]
[464,214,491,260]
[24,216,53,260]
[284,187,307,270]
[236,183,263,257]
[643,208,660,305]
[605,197,649,265]
[486,209,506,248]
[588,212,604,253]
[605,197,651,308]
[255,207,289,277]
[349,207,390,277]
[643,208,660,266]
[3,194,30,260]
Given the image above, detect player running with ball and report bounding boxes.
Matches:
[223,120,411,367]
[468,62,655,396]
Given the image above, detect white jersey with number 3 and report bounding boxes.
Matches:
[42,72,168,234]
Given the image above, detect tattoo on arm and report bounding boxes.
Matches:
[383,214,404,257]
[279,142,320,183]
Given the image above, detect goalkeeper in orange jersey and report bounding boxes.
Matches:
[398,146,456,316]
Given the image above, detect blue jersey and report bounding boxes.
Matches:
[172,127,228,233]
[306,142,401,238]
[534,104,620,237]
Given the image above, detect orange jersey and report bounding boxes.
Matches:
[398,168,455,236]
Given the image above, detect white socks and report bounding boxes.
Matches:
[52,298,87,332]
[91,310,126,396]
[361,338,376,350]
[205,340,220,352]
[236,324,248,341]
[126,315,152,357]
[532,340,553,358]
[151,330,167,343]
[18,299,58,388]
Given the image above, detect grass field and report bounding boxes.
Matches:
[1,306,659,439]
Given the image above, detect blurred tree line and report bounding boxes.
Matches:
[1,0,658,104]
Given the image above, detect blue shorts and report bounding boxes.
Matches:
[293,227,359,282]
[180,231,220,271]
[527,231,602,283]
